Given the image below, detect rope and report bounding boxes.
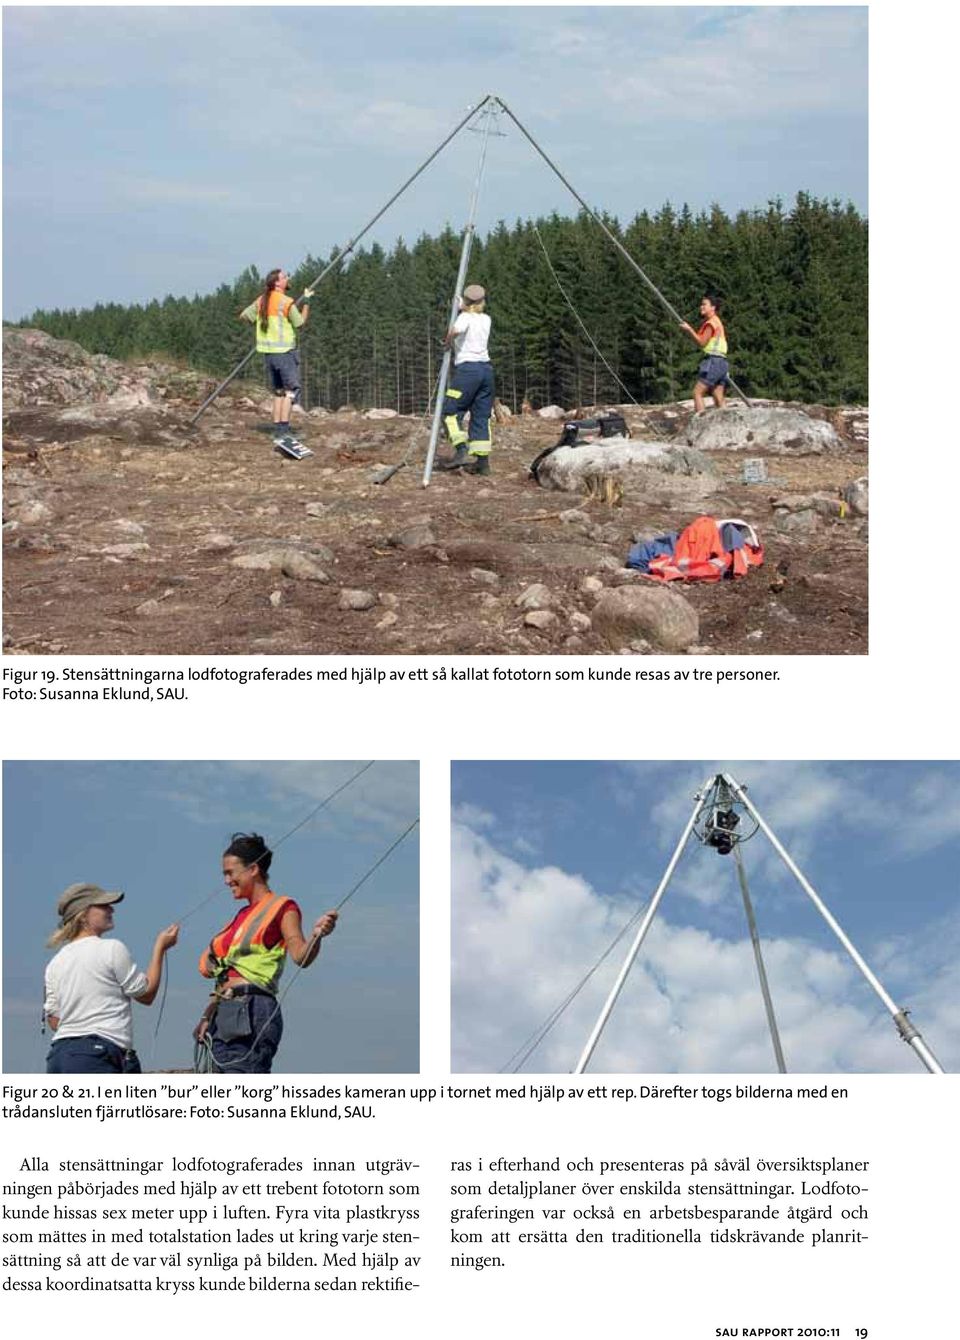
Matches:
[532,223,662,427]
[191,98,494,424]
[500,898,652,1073]
[495,97,753,410]
[198,815,419,1073]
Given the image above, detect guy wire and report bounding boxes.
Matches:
[150,760,377,1054]
[500,897,652,1073]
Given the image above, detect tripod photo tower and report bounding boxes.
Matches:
[575,773,945,1076]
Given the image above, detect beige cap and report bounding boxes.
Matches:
[57,882,124,924]
[463,283,486,303]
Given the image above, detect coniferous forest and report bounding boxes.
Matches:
[16,193,867,410]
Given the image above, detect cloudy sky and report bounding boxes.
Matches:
[2,761,419,1073]
[2,6,867,319]
[451,762,960,1075]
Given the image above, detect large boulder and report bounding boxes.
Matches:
[591,585,699,652]
[685,404,843,454]
[2,328,156,410]
[534,438,716,493]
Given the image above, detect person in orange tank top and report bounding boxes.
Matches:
[194,832,337,1072]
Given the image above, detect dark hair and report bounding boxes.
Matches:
[703,292,722,311]
[258,269,283,333]
[224,832,273,879]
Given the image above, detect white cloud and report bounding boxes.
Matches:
[452,817,957,1076]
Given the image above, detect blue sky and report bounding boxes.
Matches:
[2,761,419,1073]
[2,6,867,320]
[451,762,960,1074]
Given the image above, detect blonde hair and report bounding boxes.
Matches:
[462,300,486,314]
[47,912,88,950]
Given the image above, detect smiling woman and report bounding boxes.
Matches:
[193,833,338,1074]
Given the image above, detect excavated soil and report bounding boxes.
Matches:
[2,353,867,657]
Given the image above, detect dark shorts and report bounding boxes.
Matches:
[46,1034,142,1074]
[265,350,300,397]
[697,355,730,391]
[209,991,283,1074]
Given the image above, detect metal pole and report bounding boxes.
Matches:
[723,774,945,1075]
[574,785,707,1074]
[422,100,498,486]
[733,842,787,1073]
[495,97,753,409]
[190,96,493,426]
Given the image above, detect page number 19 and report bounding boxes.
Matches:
[855,1330,868,1338]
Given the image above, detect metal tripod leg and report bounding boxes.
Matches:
[733,842,787,1073]
[423,101,498,486]
[573,783,709,1074]
[723,773,945,1075]
[191,96,494,426]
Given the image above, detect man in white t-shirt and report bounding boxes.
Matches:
[437,283,495,475]
[44,883,179,1074]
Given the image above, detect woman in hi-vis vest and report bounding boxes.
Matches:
[680,292,730,414]
[240,268,314,459]
[194,833,337,1073]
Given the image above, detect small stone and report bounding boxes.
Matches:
[13,500,54,525]
[199,532,234,551]
[375,610,399,629]
[338,588,377,611]
[563,635,584,650]
[685,644,714,655]
[269,590,283,607]
[524,610,557,629]
[470,568,500,586]
[364,407,399,419]
[100,542,149,557]
[379,592,400,608]
[232,552,276,571]
[111,519,146,536]
[580,576,603,595]
[280,552,329,583]
[569,612,592,632]
[537,404,567,420]
[305,503,327,518]
[746,629,764,641]
[514,583,553,610]
[478,592,499,609]
[134,598,161,617]
[390,522,436,549]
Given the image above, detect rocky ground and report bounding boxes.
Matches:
[2,329,867,656]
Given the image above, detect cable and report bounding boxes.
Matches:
[149,761,377,1058]
[500,898,651,1073]
[532,223,660,425]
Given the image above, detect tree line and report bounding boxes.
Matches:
[15,192,867,409]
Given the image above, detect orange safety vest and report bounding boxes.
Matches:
[199,893,293,994]
[254,290,298,353]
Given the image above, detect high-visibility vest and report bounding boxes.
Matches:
[254,291,298,354]
[701,317,727,357]
[199,893,293,994]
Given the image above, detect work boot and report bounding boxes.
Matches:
[437,444,471,471]
[464,454,491,476]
